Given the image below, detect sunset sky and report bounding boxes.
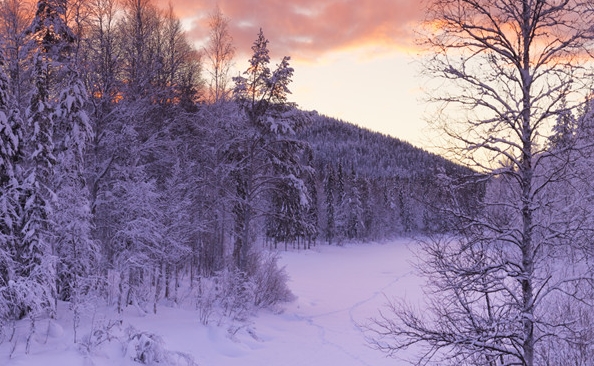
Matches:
[158,0,430,147]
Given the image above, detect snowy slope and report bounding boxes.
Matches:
[0,239,423,366]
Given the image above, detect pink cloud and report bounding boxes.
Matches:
[157,0,422,61]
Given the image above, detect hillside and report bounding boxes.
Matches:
[302,114,470,179]
[296,113,482,242]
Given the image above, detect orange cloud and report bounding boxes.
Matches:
[156,0,423,61]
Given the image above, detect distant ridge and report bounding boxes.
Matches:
[301,113,472,179]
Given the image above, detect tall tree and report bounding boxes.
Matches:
[367,1,594,365]
[0,0,32,107]
[334,161,346,242]
[161,3,202,109]
[15,0,81,319]
[230,28,310,270]
[324,165,335,244]
[204,4,235,103]
[83,0,122,249]
[0,45,25,320]
[52,68,94,302]
[346,168,363,240]
[303,147,318,248]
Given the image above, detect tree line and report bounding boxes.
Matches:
[300,115,481,245]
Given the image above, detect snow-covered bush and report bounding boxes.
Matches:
[196,277,217,325]
[251,251,295,308]
[195,251,294,324]
[127,329,165,364]
[0,275,54,323]
[218,269,253,321]
[125,327,197,365]
[195,269,253,324]
[78,317,122,355]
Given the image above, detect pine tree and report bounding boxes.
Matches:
[359,177,372,239]
[231,28,310,270]
[265,178,306,248]
[549,104,576,152]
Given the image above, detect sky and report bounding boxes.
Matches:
[157,0,430,148]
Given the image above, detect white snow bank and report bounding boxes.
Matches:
[0,239,422,366]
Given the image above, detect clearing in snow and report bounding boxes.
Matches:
[1,239,423,366]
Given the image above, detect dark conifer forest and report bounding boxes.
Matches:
[301,114,481,244]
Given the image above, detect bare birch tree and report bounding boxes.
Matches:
[0,0,33,106]
[204,5,234,103]
[367,1,594,365]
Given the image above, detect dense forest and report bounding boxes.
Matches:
[300,114,481,245]
[0,0,479,343]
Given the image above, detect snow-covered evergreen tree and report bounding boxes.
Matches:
[19,1,65,318]
[324,165,335,244]
[549,102,577,152]
[0,45,26,321]
[230,28,311,270]
[303,148,319,248]
[52,68,95,302]
[15,0,89,318]
[346,168,364,240]
[334,161,346,242]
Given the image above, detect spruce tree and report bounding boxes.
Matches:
[53,69,94,302]
[334,161,346,241]
[231,28,310,270]
[15,0,83,318]
[0,46,25,320]
[324,165,335,244]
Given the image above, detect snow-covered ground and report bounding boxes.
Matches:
[1,239,423,366]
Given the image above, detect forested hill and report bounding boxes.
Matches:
[298,113,480,243]
[301,114,470,179]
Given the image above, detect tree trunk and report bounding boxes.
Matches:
[520,2,534,364]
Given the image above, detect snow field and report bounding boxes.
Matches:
[0,239,423,366]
